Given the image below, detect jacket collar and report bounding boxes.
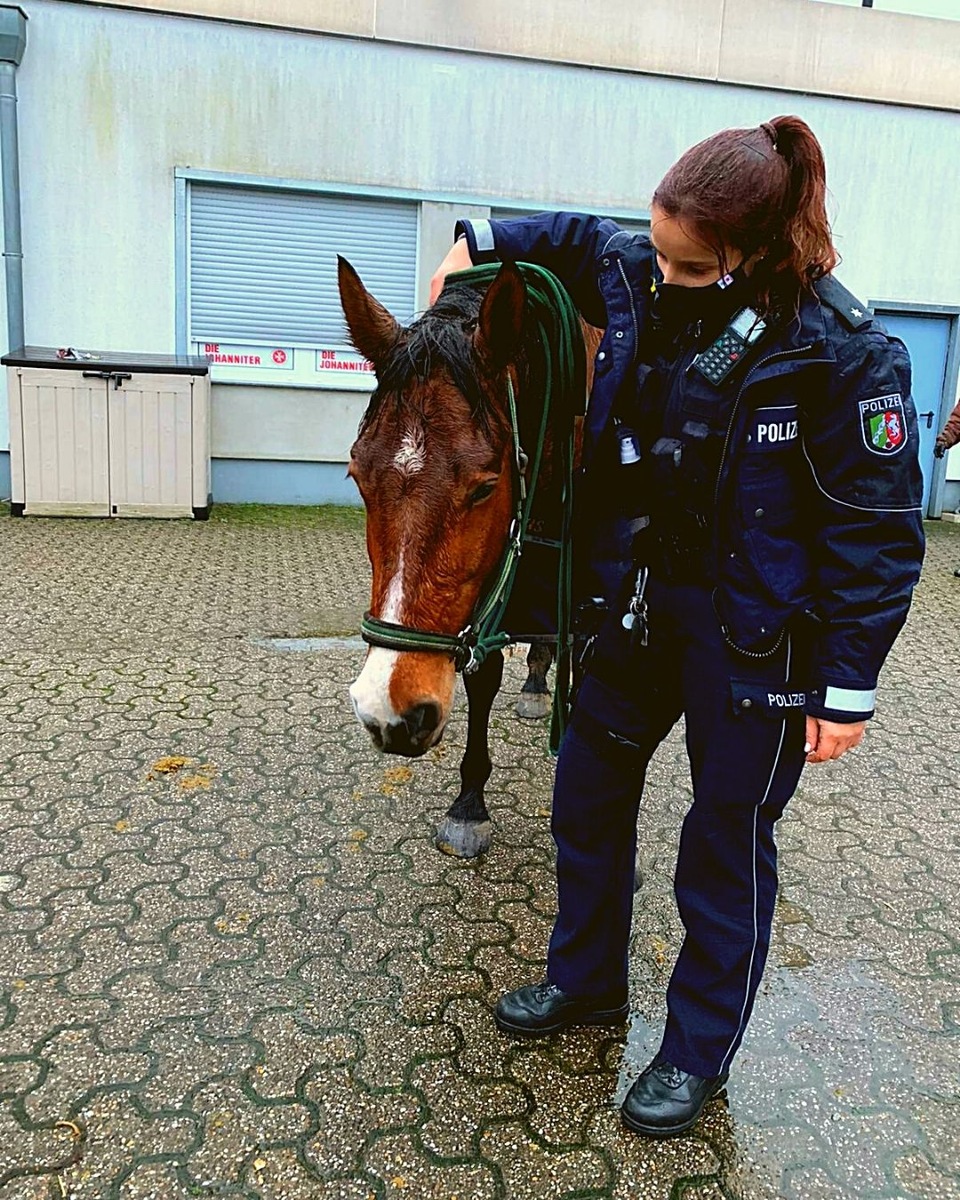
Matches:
[766,284,834,361]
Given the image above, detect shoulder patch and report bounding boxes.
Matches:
[859,394,907,456]
[815,275,873,331]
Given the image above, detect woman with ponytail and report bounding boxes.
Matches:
[431,117,924,1136]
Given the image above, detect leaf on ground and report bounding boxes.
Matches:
[147,755,190,779]
[379,764,414,795]
[178,774,213,791]
[384,766,413,784]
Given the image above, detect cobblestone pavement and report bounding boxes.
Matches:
[1,505,958,1200]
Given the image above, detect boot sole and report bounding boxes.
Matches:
[494,1003,629,1038]
[620,1076,729,1138]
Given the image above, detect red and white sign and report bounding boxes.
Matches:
[316,348,375,375]
[196,342,294,370]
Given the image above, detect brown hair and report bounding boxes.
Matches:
[652,115,838,291]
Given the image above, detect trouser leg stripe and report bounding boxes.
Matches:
[718,634,791,1075]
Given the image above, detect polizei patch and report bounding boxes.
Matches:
[859,393,907,456]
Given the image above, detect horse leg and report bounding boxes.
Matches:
[435,650,504,859]
[515,639,553,720]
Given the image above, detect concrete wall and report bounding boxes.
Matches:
[2,0,959,503]
[67,0,960,111]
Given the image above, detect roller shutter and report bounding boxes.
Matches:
[189,184,418,346]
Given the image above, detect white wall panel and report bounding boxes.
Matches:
[375,0,724,81]
[10,1,960,465]
[210,383,367,462]
[62,0,960,111]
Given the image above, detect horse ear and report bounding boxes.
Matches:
[474,262,526,371]
[337,256,401,369]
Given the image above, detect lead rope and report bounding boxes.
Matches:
[453,263,581,754]
[360,263,583,754]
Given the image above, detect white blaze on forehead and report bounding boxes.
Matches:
[393,427,426,476]
[382,547,405,623]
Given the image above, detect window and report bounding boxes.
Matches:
[188,183,418,387]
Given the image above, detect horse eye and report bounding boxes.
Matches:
[468,480,498,506]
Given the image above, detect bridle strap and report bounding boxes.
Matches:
[361,262,583,752]
[360,375,526,673]
[360,614,464,657]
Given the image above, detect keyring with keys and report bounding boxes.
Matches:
[621,565,650,649]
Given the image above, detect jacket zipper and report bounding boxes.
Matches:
[617,259,640,362]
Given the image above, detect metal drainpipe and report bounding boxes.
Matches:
[0,7,26,354]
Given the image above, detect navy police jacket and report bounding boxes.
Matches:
[456,211,925,725]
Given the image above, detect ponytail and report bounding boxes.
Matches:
[767,116,838,283]
[652,115,838,292]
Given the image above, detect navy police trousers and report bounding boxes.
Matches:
[547,577,807,1078]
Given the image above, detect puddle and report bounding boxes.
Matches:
[617,957,933,1197]
[253,636,365,652]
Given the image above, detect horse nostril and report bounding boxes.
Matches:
[405,701,442,742]
[362,718,384,749]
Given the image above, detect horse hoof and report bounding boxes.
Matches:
[515,692,552,721]
[435,817,493,859]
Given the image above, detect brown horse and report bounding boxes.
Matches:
[339,257,597,857]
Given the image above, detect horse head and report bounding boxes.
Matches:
[338,257,528,756]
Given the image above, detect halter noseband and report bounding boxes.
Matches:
[358,262,583,749]
[360,378,526,676]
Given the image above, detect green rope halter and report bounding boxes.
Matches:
[360,262,584,753]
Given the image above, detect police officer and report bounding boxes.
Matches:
[430,116,925,1138]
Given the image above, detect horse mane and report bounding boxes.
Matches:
[359,280,512,438]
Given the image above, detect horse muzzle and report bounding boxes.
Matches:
[356,699,444,757]
[349,647,454,757]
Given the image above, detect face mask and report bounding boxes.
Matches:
[653,264,753,334]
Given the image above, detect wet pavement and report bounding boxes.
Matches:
[0,504,957,1200]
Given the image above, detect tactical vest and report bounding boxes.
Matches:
[631,331,738,579]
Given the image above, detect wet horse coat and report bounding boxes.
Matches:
[340,258,595,856]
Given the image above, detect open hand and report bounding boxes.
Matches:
[429,238,474,306]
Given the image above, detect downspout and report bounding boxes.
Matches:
[0,7,26,353]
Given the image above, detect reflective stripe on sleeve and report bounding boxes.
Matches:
[823,685,876,713]
[472,219,495,252]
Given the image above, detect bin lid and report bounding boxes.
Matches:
[1,346,210,375]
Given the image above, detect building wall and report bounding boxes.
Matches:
[1,0,959,503]
[64,0,960,111]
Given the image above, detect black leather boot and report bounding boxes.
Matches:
[494,981,628,1037]
[621,1058,729,1137]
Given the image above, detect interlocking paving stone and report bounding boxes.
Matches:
[1,506,958,1198]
